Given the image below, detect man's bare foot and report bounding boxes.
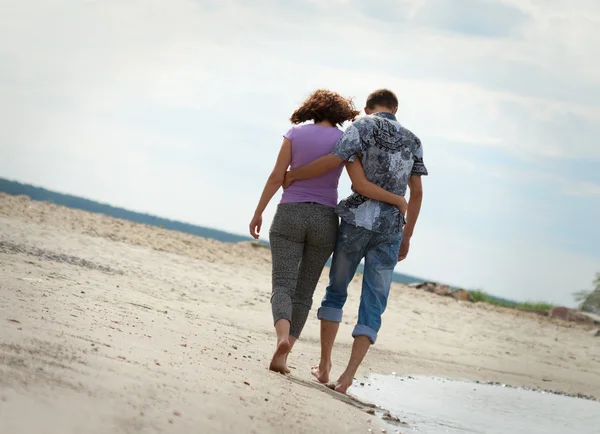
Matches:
[311,361,332,384]
[333,373,353,394]
[269,338,291,374]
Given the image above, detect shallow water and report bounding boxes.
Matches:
[350,375,600,434]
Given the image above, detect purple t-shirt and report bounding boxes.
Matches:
[280,124,344,208]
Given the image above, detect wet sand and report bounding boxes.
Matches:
[352,374,600,433]
[1,193,599,433]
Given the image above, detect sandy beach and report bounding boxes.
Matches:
[1,193,599,434]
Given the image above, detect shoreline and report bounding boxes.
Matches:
[1,193,599,433]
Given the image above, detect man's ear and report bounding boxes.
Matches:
[392,106,398,114]
[364,106,372,115]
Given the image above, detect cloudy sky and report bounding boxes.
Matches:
[1,0,598,305]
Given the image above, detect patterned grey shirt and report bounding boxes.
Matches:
[332,112,428,234]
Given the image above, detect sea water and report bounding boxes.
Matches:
[350,374,600,434]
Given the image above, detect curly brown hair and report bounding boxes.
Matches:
[290,89,360,127]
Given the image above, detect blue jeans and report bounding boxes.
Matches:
[317,220,403,344]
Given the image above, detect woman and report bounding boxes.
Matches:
[249,89,407,374]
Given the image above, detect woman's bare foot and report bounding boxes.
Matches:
[269,338,291,374]
[311,361,332,383]
[333,373,353,394]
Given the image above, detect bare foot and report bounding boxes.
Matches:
[311,361,331,384]
[269,338,291,374]
[333,373,353,394]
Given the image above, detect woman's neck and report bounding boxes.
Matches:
[314,120,334,128]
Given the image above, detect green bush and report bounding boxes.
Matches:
[468,290,553,313]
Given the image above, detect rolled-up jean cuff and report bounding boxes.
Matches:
[317,306,343,322]
[352,324,377,344]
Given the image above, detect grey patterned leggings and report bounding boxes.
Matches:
[269,203,338,338]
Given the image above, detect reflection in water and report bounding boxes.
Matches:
[350,375,600,434]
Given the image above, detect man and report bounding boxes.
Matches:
[284,89,427,393]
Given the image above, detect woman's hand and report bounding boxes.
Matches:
[396,196,408,216]
[251,138,292,233]
[249,213,263,239]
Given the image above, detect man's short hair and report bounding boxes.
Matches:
[366,89,398,110]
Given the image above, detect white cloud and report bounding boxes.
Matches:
[4,0,599,159]
[560,180,600,198]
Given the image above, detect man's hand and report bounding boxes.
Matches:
[398,175,423,262]
[249,214,262,239]
[398,236,410,262]
[395,196,408,216]
[282,171,294,189]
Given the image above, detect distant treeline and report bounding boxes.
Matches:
[0,178,251,243]
[0,178,425,285]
